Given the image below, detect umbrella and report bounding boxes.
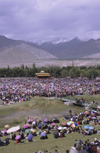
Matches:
[70,123,76,128]
[74,122,78,126]
[51,123,56,125]
[91,117,97,120]
[58,126,63,130]
[41,132,46,137]
[44,118,49,123]
[1,130,7,134]
[25,129,30,134]
[23,123,31,129]
[25,123,31,127]
[84,125,89,130]
[30,129,36,133]
[28,134,33,141]
[70,121,74,123]
[61,122,67,127]
[89,126,94,130]
[28,119,32,123]
[15,135,21,140]
[73,115,76,118]
[41,122,47,125]
[7,126,20,133]
[23,125,28,129]
[80,112,84,114]
[67,122,72,126]
[5,125,10,129]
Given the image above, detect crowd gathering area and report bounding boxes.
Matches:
[1,77,100,152]
[0,77,100,105]
[1,107,100,152]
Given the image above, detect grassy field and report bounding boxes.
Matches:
[0,95,100,153]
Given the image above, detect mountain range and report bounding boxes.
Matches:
[0,35,100,67]
[39,37,100,59]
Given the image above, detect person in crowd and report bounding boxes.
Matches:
[66,150,69,153]
[94,138,99,146]
[10,132,13,140]
[92,144,97,153]
[0,138,4,146]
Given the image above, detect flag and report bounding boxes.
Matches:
[31,84,32,92]
[93,81,95,92]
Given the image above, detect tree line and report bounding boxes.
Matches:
[0,63,100,79]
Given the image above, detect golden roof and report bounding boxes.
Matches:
[36,70,50,77]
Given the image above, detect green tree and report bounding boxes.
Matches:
[61,69,69,77]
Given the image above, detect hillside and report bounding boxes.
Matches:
[0,35,100,68]
[39,38,100,59]
[0,35,57,61]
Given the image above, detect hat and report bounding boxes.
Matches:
[38,151,41,153]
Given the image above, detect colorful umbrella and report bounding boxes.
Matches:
[30,129,36,133]
[25,123,31,127]
[70,123,76,128]
[25,129,30,134]
[84,125,89,129]
[61,122,67,127]
[15,135,21,140]
[44,118,49,123]
[51,123,56,125]
[41,122,47,125]
[1,130,7,134]
[89,126,94,130]
[91,117,96,120]
[28,119,33,123]
[23,125,28,129]
[67,122,72,126]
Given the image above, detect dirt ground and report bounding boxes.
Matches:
[0,106,68,126]
[0,59,100,68]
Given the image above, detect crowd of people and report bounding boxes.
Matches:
[0,108,100,152]
[0,77,100,105]
[72,138,100,153]
[1,77,100,152]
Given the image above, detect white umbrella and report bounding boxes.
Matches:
[5,125,10,129]
[58,126,63,130]
[7,125,20,133]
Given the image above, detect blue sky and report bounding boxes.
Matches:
[0,0,100,41]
